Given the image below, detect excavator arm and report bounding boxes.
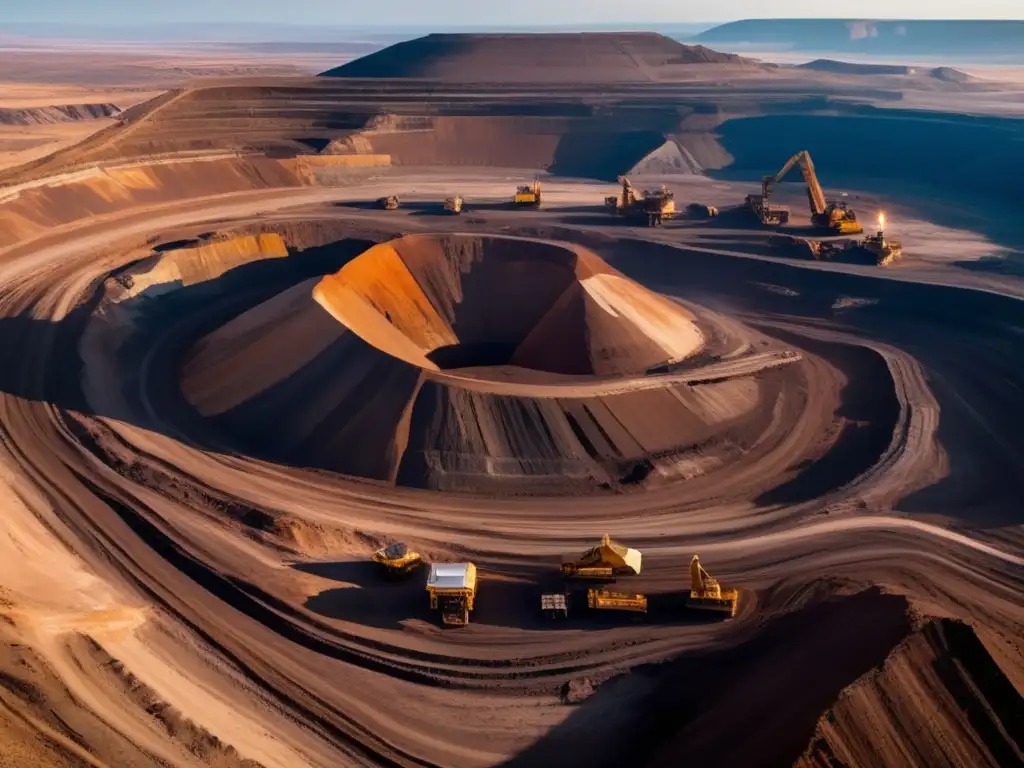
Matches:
[763,150,827,216]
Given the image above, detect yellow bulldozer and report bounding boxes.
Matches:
[688,555,738,617]
[514,180,542,208]
[587,588,648,614]
[754,150,863,235]
[426,562,477,626]
[561,534,642,580]
[371,542,423,577]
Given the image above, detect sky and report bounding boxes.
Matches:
[1,0,1021,26]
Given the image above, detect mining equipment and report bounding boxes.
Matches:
[540,592,569,619]
[377,195,400,210]
[371,542,423,577]
[587,588,648,614]
[687,202,719,218]
[753,150,862,234]
[514,180,542,208]
[862,212,903,265]
[561,534,642,580]
[606,177,677,226]
[687,555,738,617]
[769,234,823,260]
[444,195,464,215]
[818,212,903,266]
[426,563,477,626]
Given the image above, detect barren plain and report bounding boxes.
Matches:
[0,31,1020,768]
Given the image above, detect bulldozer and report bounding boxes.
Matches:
[606,177,677,227]
[371,542,423,577]
[513,180,542,208]
[687,202,719,218]
[587,588,647,614]
[561,534,642,580]
[443,195,464,215]
[426,562,477,626]
[687,555,738,617]
[753,150,863,235]
[377,195,400,210]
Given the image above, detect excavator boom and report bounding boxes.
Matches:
[765,151,826,215]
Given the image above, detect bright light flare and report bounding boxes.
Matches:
[878,212,886,230]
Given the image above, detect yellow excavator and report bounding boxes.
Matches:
[758,151,863,234]
[561,534,642,580]
[371,542,423,577]
[688,555,738,617]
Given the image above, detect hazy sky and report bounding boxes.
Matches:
[1,0,1021,26]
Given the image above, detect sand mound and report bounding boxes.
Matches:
[798,60,915,76]
[322,33,749,82]
[0,103,121,126]
[313,234,703,376]
[175,235,802,494]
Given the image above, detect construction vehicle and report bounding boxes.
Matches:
[377,195,400,210]
[561,534,642,580]
[426,563,477,626]
[587,588,648,614]
[754,151,862,234]
[687,555,738,617]
[605,177,677,226]
[513,180,542,208]
[443,195,464,215]
[371,542,422,577]
[540,592,569,619]
[818,212,903,266]
[687,202,719,218]
[769,234,823,260]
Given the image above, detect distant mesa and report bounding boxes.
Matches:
[798,59,976,82]
[321,32,753,82]
[697,19,1024,57]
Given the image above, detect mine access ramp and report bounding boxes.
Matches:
[427,563,477,626]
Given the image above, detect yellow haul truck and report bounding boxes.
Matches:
[443,195,464,214]
[426,563,477,626]
[561,534,642,580]
[514,180,542,208]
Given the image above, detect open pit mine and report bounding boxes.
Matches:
[0,31,1020,768]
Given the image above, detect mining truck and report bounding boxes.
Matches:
[426,563,477,626]
[606,177,677,226]
[371,542,422,577]
[443,195,464,214]
[377,195,400,210]
[687,555,738,617]
[561,534,642,580]
[687,202,719,218]
[513,180,542,208]
[754,150,862,234]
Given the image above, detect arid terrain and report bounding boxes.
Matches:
[0,30,1020,768]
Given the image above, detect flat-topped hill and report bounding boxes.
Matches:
[321,32,752,82]
[698,19,1024,57]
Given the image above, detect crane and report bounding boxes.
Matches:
[762,151,863,234]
